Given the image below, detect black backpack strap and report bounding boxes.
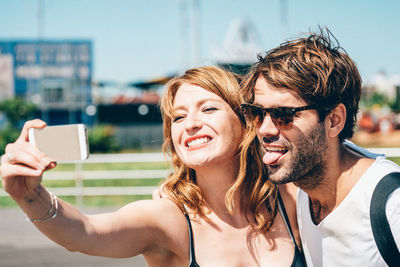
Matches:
[370,172,400,266]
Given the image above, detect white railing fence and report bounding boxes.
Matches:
[0,153,171,200]
[1,148,400,199]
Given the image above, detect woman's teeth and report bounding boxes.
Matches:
[187,137,210,147]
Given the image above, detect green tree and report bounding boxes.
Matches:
[0,98,37,128]
[0,98,37,154]
[88,124,120,153]
[367,92,391,108]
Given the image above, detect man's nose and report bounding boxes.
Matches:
[257,113,279,138]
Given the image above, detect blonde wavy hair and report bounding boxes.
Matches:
[160,66,278,233]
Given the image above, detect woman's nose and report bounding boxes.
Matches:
[184,112,202,132]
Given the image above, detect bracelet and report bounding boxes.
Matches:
[26,192,59,222]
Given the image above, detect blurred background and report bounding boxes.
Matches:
[0,0,399,266]
[0,0,399,152]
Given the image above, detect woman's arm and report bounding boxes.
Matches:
[0,120,170,258]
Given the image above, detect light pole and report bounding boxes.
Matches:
[191,0,201,67]
[179,0,189,74]
[37,0,49,123]
[279,0,288,42]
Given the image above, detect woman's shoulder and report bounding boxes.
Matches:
[119,198,186,227]
[116,199,190,260]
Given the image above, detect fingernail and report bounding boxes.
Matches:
[41,157,51,167]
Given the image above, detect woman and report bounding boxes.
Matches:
[0,66,303,266]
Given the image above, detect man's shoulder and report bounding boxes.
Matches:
[343,140,400,177]
[343,140,385,159]
[371,157,400,173]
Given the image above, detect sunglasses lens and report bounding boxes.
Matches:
[270,108,294,129]
[242,105,297,129]
[243,106,264,127]
[252,108,265,127]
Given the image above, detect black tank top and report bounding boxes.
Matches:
[184,191,306,267]
[277,191,306,267]
[184,212,200,267]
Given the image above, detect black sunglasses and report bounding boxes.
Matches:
[241,103,318,129]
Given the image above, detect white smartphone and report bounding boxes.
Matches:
[28,124,89,162]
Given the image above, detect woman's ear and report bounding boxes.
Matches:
[325,103,346,138]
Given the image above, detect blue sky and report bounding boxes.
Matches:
[0,0,399,84]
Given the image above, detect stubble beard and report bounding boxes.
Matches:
[268,123,328,190]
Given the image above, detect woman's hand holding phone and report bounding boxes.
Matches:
[0,119,56,200]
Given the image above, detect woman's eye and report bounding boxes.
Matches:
[173,115,185,122]
[203,107,217,112]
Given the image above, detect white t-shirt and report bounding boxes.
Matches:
[297,157,400,267]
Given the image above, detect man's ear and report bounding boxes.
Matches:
[325,103,346,138]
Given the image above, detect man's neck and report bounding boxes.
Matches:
[299,144,363,224]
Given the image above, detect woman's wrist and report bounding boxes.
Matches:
[9,184,45,203]
[26,192,58,222]
[22,185,43,203]
[13,185,56,222]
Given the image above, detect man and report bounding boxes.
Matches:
[241,29,400,266]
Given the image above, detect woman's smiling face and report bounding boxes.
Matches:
[171,83,244,169]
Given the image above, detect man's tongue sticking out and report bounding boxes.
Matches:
[263,150,285,165]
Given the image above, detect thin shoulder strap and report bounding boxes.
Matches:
[277,191,299,249]
[183,210,199,267]
[370,172,400,267]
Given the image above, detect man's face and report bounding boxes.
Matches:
[253,76,328,187]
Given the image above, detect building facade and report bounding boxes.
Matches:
[0,40,93,125]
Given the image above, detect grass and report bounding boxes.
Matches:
[388,157,400,165]
[40,178,164,188]
[51,161,170,171]
[58,195,152,206]
[0,195,153,208]
[0,197,16,206]
[83,178,163,187]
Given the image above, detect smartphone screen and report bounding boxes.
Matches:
[28,124,89,162]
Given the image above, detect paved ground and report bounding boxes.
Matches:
[0,208,147,267]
